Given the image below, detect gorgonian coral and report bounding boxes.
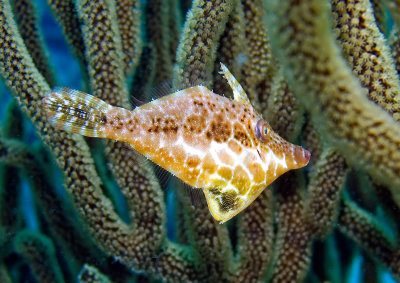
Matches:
[0,0,399,282]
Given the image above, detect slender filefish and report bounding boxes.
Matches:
[43,63,310,223]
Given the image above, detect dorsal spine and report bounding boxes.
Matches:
[43,87,111,137]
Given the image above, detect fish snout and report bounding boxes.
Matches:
[293,146,311,168]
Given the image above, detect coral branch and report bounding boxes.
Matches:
[272,173,311,283]
[13,0,56,86]
[240,0,274,112]
[306,149,348,239]
[339,199,400,277]
[77,0,129,107]
[115,0,142,76]
[174,0,234,88]
[265,0,400,208]
[1,0,399,281]
[145,0,174,83]
[47,0,88,73]
[332,0,400,120]
[79,264,114,283]
[213,0,246,96]
[235,190,274,282]
[14,230,65,283]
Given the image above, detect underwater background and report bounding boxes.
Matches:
[0,0,400,282]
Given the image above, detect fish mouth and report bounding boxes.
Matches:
[293,146,311,168]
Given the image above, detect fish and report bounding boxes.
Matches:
[42,63,310,223]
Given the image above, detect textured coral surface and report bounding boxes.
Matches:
[0,0,399,282]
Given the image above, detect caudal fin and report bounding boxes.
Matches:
[43,87,111,137]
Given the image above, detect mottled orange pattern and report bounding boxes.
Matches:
[43,64,310,223]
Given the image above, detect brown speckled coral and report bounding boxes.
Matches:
[5,0,400,281]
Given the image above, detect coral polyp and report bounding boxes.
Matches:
[0,0,399,282]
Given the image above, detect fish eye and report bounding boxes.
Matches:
[256,119,269,142]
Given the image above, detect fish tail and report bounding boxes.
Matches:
[43,87,111,137]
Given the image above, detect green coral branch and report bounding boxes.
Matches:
[306,149,348,239]
[235,189,274,281]
[47,0,87,70]
[145,0,174,83]
[213,0,246,97]
[240,0,274,112]
[339,199,400,277]
[174,0,234,89]
[271,173,311,283]
[265,0,400,209]
[13,0,57,86]
[0,137,112,276]
[179,192,234,281]
[332,0,400,120]
[1,0,399,281]
[77,0,129,107]
[14,230,65,283]
[0,102,24,251]
[79,264,114,283]
[115,0,142,76]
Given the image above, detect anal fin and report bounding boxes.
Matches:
[203,187,245,224]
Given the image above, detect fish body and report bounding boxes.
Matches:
[43,64,310,223]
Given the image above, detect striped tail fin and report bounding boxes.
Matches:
[43,87,111,137]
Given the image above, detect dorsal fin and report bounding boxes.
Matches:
[219,63,251,106]
[149,81,173,100]
[130,82,173,109]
